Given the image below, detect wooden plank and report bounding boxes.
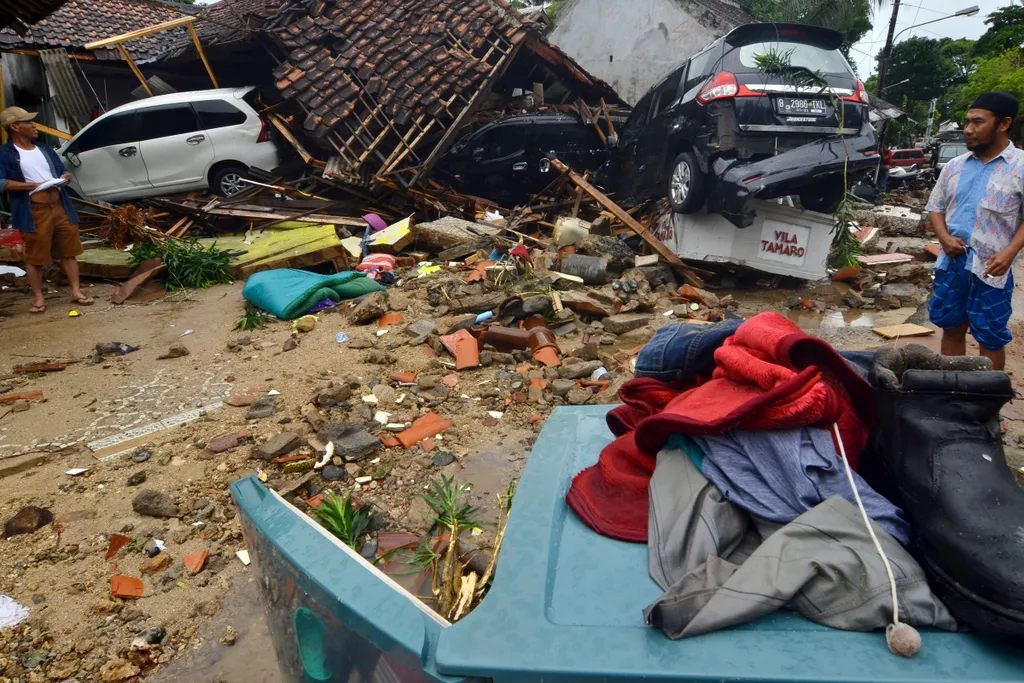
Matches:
[599,99,615,138]
[204,207,364,227]
[857,253,914,266]
[187,23,219,88]
[872,323,935,340]
[84,16,197,50]
[115,44,151,96]
[571,175,586,218]
[549,158,703,287]
[269,114,313,164]
[164,217,188,236]
[171,219,193,238]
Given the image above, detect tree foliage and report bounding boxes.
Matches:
[879,37,959,105]
[740,0,875,70]
[973,5,1024,59]
[951,50,1024,137]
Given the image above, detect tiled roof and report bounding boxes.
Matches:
[266,0,621,188]
[268,0,523,136]
[155,0,280,60]
[0,0,194,62]
[193,0,278,47]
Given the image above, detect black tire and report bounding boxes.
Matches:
[667,152,706,214]
[211,164,248,197]
[800,182,845,214]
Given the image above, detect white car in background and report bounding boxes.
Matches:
[59,87,280,202]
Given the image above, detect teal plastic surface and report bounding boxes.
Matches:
[230,475,483,683]
[436,405,1024,683]
[241,268,384,320]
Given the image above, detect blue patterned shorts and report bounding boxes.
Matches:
[928,254,1014,351]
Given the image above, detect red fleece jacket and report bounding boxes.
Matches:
[566,312,875,542]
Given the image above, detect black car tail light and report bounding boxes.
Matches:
[842,80,870,105]
[697,72,765,104]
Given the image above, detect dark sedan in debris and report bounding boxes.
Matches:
[604,23,880,228]
[433,112,616,206]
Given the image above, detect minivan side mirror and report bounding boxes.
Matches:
[64,152,81,168]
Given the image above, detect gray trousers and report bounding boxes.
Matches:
[644,448,958,639]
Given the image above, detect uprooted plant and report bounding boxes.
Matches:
[415,475,517,621]
[235,303,274,331]
[310,491,374,550]
[129,238,233,290]
[754,47,864,268]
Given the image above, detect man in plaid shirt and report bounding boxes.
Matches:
[927,91,1024,371]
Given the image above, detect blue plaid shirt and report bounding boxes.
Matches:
[0,141,79,233]
[926,142,1024,290]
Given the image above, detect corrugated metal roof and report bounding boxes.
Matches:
[39,47,89,125]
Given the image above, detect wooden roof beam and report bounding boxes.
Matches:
[83,15,197,50]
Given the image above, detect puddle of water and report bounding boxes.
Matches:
[152,577,284,683]
[457,446,522,520]
[785,309,876,330]
[785,307,920,331]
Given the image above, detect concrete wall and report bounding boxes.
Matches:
[548,0,730,105]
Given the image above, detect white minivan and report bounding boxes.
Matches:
[59,87,280,202]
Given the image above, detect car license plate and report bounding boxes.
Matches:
[777,98,827,116]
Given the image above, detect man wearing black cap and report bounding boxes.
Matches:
[927,90,1024,370]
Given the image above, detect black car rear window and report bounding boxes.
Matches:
[730,41,853,76]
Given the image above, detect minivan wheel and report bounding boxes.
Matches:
[668,152,705,214]
[212,165,248,196]
[799,182,845,214]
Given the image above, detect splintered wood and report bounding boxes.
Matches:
[549,158,703,287]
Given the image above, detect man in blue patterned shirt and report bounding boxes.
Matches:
[927,91,1024,371]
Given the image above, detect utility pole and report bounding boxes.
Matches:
[875,0,902,97]
[925,98,937,139]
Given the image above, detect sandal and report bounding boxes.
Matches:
[70,295,94,306]
[29,305,46,314]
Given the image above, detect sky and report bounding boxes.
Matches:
[850,0,1014,77]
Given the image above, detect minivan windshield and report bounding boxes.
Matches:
[730,41,853,76]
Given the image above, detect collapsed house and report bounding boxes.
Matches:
[263,0,624,189]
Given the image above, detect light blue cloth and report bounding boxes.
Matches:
[693,428,911,545]
[935,154,1000,273]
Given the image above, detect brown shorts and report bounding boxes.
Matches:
[20,189,83,267]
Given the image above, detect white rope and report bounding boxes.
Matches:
[832,422,900,626]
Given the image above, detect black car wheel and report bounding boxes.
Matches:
[668,152,705,214]
[799,182,845,214]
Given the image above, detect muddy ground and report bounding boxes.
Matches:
[1,258,1023,682]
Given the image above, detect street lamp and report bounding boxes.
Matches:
[882,78,910,93]
[891,5,980,44]
[876,5,981,98]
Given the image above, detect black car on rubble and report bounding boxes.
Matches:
[433,112,621,205]
[604,23,880,228]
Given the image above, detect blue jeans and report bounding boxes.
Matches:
[635,319,743,382]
